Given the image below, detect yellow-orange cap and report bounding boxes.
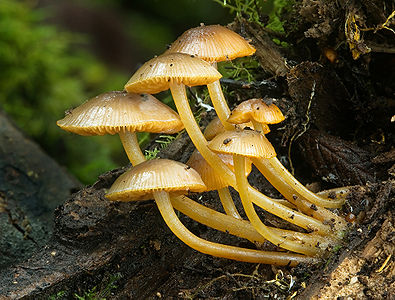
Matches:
[124,53,222,94]
[57,91,184,136]
[227,99,285,125]
[166,24,256,63]
[187,149,252,190]
[106,159,206,201]
[208,129,276,158]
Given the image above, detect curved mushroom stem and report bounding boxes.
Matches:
[172,195,331,248]
[118,131,146,165]
[233,154,322,256]
[154,190,318,265]
[207,80,234,130]
[267,157,345,208]
[251,121,344,209]
[252,158,347,233]
[170,82,236,185]
[169,82,332,235]
[206,62,234,130]
[218,187,242,219]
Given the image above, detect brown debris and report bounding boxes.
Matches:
[286,62,351,136]
[301,212,395,300]
[298,130,378,186]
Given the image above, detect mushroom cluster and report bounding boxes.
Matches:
[57,24,351,266]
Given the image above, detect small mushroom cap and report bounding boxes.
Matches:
[57,91,184,136]
[187,149,252,191]
[227,99,285,125]
[208,129,276,158]
[166,24,256,63]
[124,53,222,94]
[204,116,269,140]
[106,159,206,201]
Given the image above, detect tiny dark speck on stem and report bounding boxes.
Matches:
[185,166,191,170]
[170,64,173,67]
[223,138,231,145]
[310,204,318,211]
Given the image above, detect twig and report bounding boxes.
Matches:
[219,78,279,91]
[287,81,316,174]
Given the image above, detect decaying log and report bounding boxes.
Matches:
[297,181,395,300]
[0,107,393,298]
[0,110,80,270]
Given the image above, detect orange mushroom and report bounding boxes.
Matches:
[208,129,325,255]
[227,99,347,231]
[166,24,256,130]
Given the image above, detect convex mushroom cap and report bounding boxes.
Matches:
[208,129,276,158]
[227,99,285,125]
[57,91,184,135]
[124,53,222,94]
[106,159,206,201]
[166,24,256,63]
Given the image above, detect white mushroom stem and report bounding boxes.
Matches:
[118,131,146,165]
[169,82,332,235]
[218,187,242,219]
[233,154,321,256]
[154,190,318,265]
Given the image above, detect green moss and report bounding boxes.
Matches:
[48,291,66,300]
[0,0,126,183]
[74,273,122,300]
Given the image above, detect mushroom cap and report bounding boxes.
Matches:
[106,159,206,201]
[227,99,285,125]
[204,116,269,140]
[208,129,276,158]
[57,91,184,136]
[166,24,256,63]
[187,149,252,191]
[124,53,222,94]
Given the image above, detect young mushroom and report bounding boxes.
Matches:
[227,99,347,231]
[208,129,322,255]
[166,24,256,130]
[106,158,317,265]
